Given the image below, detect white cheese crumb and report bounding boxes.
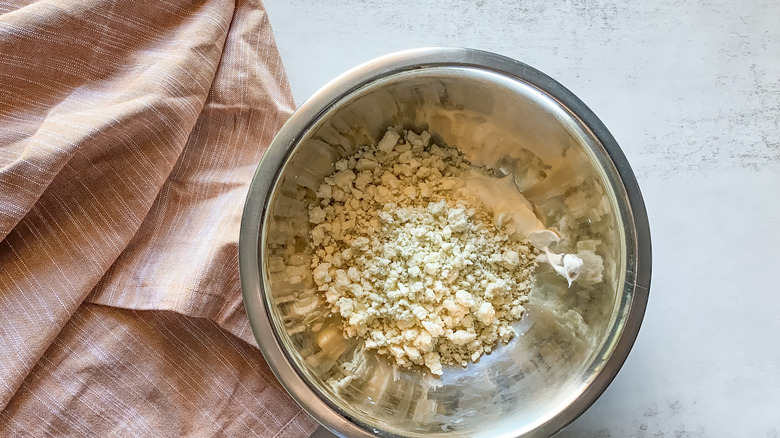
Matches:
[377,129,401,153]
[308,206,326,224]
[308,128,539,375]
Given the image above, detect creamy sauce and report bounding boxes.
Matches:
[459,174,545,236]
[457,173,583,286]
[527,230,583,286]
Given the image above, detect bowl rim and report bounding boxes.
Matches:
[239,47,652,438]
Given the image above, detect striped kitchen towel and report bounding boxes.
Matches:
[0,0,317,435]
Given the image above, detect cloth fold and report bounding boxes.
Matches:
[0,0,316,435]
[2,304,317,437]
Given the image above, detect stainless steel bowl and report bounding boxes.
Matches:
[239,48,651,438]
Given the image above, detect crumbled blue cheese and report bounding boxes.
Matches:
[308,129,539,375]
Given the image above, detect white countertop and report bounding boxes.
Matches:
[264,1,780,436]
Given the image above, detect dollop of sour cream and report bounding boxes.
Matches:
[458,173,584,286]
[527,230,583,286]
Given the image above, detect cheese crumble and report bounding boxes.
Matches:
[308,128,539,375]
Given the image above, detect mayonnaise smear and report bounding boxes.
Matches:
[457,173,583,286]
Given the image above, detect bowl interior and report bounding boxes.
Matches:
[260,67,631,437]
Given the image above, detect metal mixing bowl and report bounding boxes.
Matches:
[239,48,651,438]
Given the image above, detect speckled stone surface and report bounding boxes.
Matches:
[264,1,780,436]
